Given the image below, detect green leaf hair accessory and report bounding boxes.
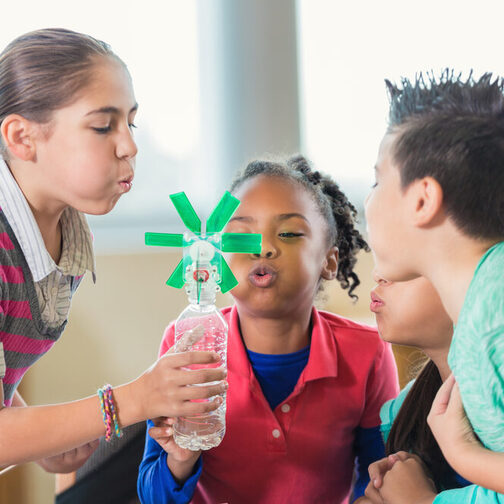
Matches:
[145,191,262,300]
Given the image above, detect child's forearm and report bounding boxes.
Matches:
[0,381,142,466]
[0,351,225,467]
[445,442,504,494]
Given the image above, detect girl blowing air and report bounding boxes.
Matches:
[0,28,225,474]
[138,156,399,504]
[364,72,504,501]
[363,274,502,504]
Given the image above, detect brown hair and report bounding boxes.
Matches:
[385,71,504,241]
[0,28,122,158]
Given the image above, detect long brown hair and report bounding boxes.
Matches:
[386,360,462,490]
[0,28,123,158]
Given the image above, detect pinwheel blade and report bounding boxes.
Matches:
[166,259,185,289]
[219,258,239,294]
[170,192,201,233]
[221,233,262,254]
[206,191,240,233]
[145,232,184,248]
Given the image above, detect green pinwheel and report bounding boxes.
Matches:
[145,191,262,296]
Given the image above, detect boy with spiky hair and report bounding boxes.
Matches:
[365,71,504,501]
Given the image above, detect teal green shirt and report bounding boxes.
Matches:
[381,382,504,503]
[448,241,504,452]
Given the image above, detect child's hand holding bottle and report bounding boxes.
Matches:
[149,416,201,482]
[131,350,227,423]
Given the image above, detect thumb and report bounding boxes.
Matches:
[445,382,474,439]
[169,325,206,353]
[430,373,456,416]
[445,381,463,413]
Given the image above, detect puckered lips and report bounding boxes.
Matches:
[248,263,277,288]
[370,291,384,313]
[119,174,134,193]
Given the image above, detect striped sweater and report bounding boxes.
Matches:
[0,208,82,406]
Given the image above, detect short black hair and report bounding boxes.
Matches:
[230,155,369,299]
[386,70,504,240]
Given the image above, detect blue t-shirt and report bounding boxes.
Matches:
[246,345,310,410]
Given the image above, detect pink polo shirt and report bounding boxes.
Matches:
[159,306,398,504]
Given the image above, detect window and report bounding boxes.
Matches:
[0,0,208,252]
[297,0,504,216]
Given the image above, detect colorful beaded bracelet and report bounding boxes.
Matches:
[97,384,123,442]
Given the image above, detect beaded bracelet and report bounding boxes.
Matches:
[97,387,111,441]
[105,385,123,439]
[97,384,123,442]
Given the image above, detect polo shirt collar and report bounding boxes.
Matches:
[227,305,339,382]
[301,308,339,381]
[0,159,96,282]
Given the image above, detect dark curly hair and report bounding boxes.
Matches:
[230,155,369,299]
[385,70,504,240]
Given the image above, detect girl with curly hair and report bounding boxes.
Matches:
[138,155,399,504]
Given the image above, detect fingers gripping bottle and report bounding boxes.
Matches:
[145,191,261,451]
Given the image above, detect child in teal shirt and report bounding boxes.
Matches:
[428,241,504,493]
[365,71,504,498]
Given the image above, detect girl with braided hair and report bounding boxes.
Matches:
[138,155,399,504]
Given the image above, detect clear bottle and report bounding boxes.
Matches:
[172,273,228,451]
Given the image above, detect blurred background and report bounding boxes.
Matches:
[1,0,503,501]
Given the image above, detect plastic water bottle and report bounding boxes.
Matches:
[172,266,228,451]
[145,191,260,451]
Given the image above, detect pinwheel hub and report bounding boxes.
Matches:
[188,238,217,262]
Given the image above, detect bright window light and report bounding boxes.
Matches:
[0,0,202,251]
[297,0,504,208]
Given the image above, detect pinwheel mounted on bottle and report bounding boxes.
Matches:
[145,191,261,450]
